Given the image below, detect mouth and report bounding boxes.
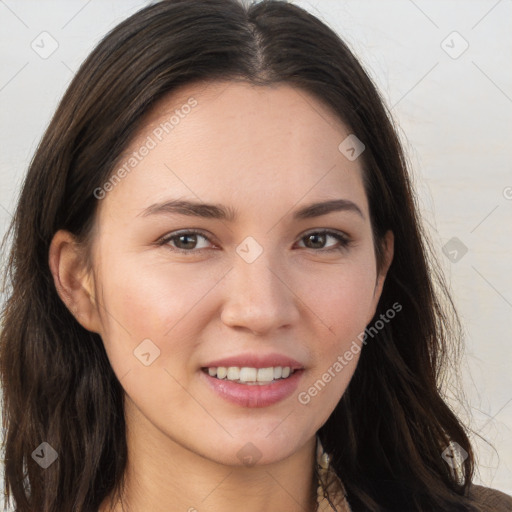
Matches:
[201,366,301,385]
[200,365,305,407]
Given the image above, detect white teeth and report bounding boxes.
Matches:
[239,367,258,382]
[256,367,274,382]
[205,366,296,384]
[227,367,240,380]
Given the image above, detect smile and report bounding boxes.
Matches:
[202,366,296,385]
[201,367,304,407]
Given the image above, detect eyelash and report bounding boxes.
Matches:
[157,229,352,255]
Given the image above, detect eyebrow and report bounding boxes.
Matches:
[139,198,364,221]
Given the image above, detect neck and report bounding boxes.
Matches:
[99,398,318,512]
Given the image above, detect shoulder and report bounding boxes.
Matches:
[468,484,512,511]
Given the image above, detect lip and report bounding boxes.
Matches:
[200,368,304,408]
[202,353,305,370]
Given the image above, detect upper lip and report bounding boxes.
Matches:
[202,353,305,370]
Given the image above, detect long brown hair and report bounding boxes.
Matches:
[0,0,486,510]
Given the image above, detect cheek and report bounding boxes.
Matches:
[94,256,220,367]
[293,264,376,420]
[93,262,209,415]
[295,259,377,341]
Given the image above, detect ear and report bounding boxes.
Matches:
[366,230,394,324]
[48,230,102,334]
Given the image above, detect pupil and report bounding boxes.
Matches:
[307,233,325,249]
[178,234,196,249]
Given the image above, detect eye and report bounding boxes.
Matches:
[158,229,215,254]
[296,230,351,253]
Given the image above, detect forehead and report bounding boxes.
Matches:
[139,80,352,163]
[101,80,369,220]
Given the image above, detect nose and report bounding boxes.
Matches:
[220,251,300,336]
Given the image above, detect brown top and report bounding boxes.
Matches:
[468,484,512,511]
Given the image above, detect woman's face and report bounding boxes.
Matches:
[78,81,393,465]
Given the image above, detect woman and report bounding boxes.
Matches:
[1,1,510,510]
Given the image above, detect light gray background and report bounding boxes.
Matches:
[0,0,511,506]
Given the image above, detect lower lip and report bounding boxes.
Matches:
[200,369,304,408]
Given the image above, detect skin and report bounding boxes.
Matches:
[50,80,394,512]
